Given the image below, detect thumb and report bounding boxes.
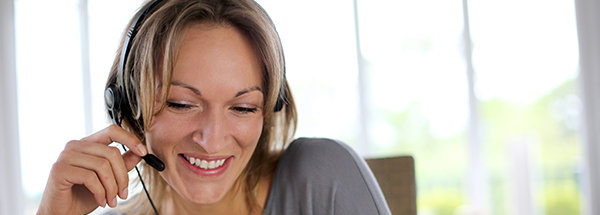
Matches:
[122,150,144,171]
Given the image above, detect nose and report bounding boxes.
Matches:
[192,108,229,154]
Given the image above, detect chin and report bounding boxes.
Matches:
[178,182,233,205]
[186,190,227,205]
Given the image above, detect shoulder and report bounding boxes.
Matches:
[265,138,391,214]
[287,137,354,153]
[277,138,363,178]
[281,137,360,167]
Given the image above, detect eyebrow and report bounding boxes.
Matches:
[235,86,263,97]
[172,81,202,96]
[171,81,263,98]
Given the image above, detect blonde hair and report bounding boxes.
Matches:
[105,0,297,213]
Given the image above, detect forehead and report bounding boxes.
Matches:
[170,23,264,93]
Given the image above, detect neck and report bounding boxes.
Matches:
[162,175,272,215]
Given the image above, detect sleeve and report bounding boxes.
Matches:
[265,138,392,215]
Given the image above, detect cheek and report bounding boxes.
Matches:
[146,113,184,152]
[233,118,264,148]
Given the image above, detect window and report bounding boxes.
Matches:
[15,0,143,213]
[469,1,580,214]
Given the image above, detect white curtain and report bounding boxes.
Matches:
[0,0,24,214]
[576,0,600,215]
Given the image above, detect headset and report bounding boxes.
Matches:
[103,0,287,214]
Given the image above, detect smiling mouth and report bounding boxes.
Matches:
[181,154,227,170]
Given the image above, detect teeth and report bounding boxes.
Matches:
[184,155,227,170]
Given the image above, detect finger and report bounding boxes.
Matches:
[64,142,135,200]
[81,124,147,157]
[62,165,108,207]
[105,147,130,200]
[122,150,144,172]
[61,150,120,207]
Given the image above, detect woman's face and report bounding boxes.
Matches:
[145,23,264,205]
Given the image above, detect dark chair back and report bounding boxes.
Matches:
[366,156,416,215]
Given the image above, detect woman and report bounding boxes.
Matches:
[37,0,391,214]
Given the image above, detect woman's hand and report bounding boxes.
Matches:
[37,125,148,215]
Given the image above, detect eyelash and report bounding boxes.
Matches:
[231,106,259,114]
[166,101,258,114]
[166,101,193,110]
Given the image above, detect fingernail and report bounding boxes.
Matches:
[122,187,129,199]
[102,199,107,207]
[137,144,147,156]
[111,197,117,208]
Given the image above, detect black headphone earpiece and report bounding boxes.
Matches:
[105,84,122,126]
[273,74,287,112]
[104,86,118,124]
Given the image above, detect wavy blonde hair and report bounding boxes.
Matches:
[105,0,297,213]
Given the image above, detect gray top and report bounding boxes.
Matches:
[262,138,391,215]
[103,138,391,215]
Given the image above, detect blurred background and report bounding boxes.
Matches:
[0,0,596,214]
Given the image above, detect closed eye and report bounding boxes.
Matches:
[231,106,258,114]
[166,101,193,110]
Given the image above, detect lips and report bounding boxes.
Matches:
[179,154,231,177]
[182,154,227,170]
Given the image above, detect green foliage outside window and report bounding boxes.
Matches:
[371,79,580,215]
